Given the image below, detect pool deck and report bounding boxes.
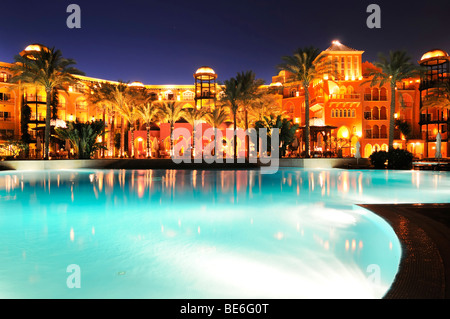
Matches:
[361,203,450,299]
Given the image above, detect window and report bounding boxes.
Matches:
[182,91,195,101]
[364,88,371,101]
[343,109,347,117]
[331,109,335,118]
[364,107,372,120]
[341,57,345,78]
[0,112,11,120]
[365,126,372,138]
[373,125,380,138]
[380,125,387,138]
[372,88,379,101]
[372,107,380,120]
[0,93,10,101]
[351,109,355,118]
[380,88,387,101]
[0,72,10,83]
[339,109,343,117]
[0,129,14,139]
[289,89,297,97]
[380,107,387,120]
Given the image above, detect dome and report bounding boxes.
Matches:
[129,81,145,88]
[20,43,48,57]
[420,49,449,65]
[194,66,217,80]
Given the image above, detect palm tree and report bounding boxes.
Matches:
[278,46,333,157]
[9,46,84,159]
[421,80,450,111]
[85,81,115,157]
[136,102,161,158]
[157,101,184,157]
[183,107,206,158]
[116,95,140,158]
[55,120,105,159]
[247,93,284,127]
[366,50,421,149]
[109,82,133,157]
[205,106,229,157]
[235,71,265,160]
[220,77,242,160]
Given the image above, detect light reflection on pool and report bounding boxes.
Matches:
[0,168,449,299]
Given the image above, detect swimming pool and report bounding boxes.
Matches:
[0,168,448,299]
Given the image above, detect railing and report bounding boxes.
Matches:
[329,94,360,100]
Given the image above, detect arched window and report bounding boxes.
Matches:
[380,106,387,120]
[373,125,380,138]
[364,106,372,120]
[339,109,343,117]
[339,86,347,95]
[0,72,11,83]
[58,95,66,108]
[364,143,373,157]
[351,109,355,118]
[182,91,195,101]
[343,109,347,117]
[365,125,372,139]
[372,106,380,120]
[76,98,87,109]
[372,88,379,101]
[289,88,297,97]
[331,109,335,118]
[380,125,387,138]
[364,88,372,101]
[380,88,387,101]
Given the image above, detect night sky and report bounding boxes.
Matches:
[1,0,449,85]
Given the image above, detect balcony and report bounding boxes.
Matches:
[329,94,360,100]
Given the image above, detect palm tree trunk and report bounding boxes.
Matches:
[233,110,237,160]
[101,108,106,158]
[170,122,174,157]
[389,82,396,150]
[131,126,135,158]
[146,124,151,158]
[245,106,249,162]
[110,113,115,157]
[120,117,125,158]
[44,88,52,160]
[304,85,310,158]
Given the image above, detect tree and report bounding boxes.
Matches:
[205,106,229,157]
[85,81,116,157]
[365,50,421,149]
[157,101,184,156]
[136,102,161,158]
[108,82,133,157]
[55,120,105,159]
[421,80,450,111]
[235,71,265,161]
[278,47,334,157]
[220,77,242,160]
[247,93,284,127]
[9,45,84,159]
[255,114,299,157]
[182,107,206,158]
[116,95,140,158]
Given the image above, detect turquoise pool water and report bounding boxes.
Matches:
[0,168,449,299]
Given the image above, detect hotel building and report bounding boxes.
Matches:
[0,42,448,159]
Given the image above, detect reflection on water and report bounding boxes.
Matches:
[0,168,449,299]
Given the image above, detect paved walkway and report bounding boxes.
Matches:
[361,203,450,299]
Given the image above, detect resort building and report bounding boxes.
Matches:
[0,42,448,159]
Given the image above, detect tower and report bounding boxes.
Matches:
[419,49,450,157]
[193,66,217,109]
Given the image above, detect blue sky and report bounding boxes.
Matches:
[1,0,449,84]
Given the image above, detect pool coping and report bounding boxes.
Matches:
[360,203,450,299]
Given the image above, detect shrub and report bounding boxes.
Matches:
[369,149,414,170]
[369,150,388,169]
[387,148,413,170]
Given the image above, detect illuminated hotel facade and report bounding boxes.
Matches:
[0,42,448,159]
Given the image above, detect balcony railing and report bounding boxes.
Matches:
[330,94,360,100]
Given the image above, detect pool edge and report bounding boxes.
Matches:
[360,203,450,299]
